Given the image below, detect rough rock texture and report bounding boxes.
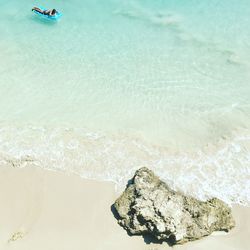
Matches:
[113,167,235,245]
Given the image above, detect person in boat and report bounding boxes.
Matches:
[32,7,57,16]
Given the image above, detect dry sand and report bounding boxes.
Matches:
[0,166,249,250]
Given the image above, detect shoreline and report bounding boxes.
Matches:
[0,166,249,250]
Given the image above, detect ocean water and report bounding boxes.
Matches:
[0,0,250,205]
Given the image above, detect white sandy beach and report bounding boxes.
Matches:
[0,166,249,250]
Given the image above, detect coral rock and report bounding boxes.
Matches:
[113,167,235,244]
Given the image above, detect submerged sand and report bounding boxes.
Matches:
[0,166,249,250]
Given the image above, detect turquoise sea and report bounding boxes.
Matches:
[0,0,250,205]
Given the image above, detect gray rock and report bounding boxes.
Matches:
[113,167,235,245]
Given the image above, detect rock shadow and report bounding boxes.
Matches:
[110,204,120,221]
[126,177,134,188]
[143,234,176,246]
[110,204,175,247]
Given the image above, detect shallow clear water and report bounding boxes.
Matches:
[0,0,250,205]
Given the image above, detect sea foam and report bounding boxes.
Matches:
[0,125,249,206]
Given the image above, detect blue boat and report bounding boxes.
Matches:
[32,7,62,20]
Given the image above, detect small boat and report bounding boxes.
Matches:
[32,7,62,20]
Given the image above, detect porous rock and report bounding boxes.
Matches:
[113,167,235,244]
